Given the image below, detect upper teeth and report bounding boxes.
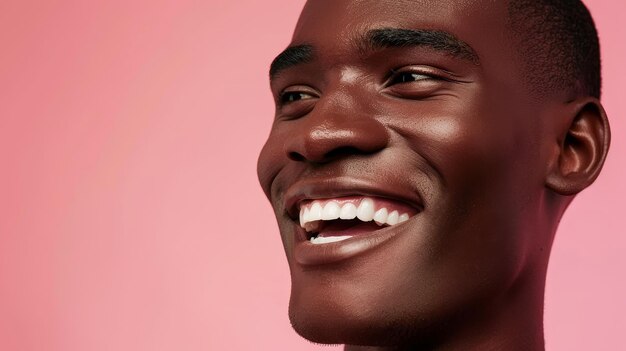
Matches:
[299,197,411,229]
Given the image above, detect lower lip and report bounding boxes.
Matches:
[292,221,410,266]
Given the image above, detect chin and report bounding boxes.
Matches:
[286,286,431,347]
[288,304,387,345]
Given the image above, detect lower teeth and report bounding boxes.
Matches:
[309,235,353,245]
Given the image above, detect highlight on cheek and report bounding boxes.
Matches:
[422,118,461,141]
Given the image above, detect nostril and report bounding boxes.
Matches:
[288,151,306,162]
[324,146,364,161]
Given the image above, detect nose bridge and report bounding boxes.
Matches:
[284,78,389,163]
[319,81,361,118]
[314,64,372,122]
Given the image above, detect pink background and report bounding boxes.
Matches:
[0,1,623,350]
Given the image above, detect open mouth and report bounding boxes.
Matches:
[298,196,417,245]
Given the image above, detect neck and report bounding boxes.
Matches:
[344,266,547,351]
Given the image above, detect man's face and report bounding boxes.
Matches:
[258,0,554,345]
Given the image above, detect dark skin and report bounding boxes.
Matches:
[257,0,610,350]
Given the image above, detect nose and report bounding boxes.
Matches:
[284,109,389,164]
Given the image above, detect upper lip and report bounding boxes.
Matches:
[283,176,424,220]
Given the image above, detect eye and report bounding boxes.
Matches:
[389,71,435,85]
[275,87,319,120]
[280,91,316,104]
[383,66,454,99]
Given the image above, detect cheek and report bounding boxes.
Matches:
[389,97,517,179]
[256,127,286,198]
[427,98,524,183]
[389,98,534,260]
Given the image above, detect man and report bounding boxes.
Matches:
[257,0,610,349]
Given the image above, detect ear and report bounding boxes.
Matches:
[545,98,611,195]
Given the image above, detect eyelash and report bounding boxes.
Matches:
[279,91,315,105]
[387,69,441,85]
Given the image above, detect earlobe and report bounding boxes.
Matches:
[545,98,611,195]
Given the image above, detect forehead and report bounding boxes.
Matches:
[292,0,511,65]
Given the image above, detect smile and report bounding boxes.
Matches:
[281,177,424,265]
[299,197,414,245]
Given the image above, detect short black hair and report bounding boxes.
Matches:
[507,0,601,98]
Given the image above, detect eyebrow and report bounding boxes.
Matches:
[269,28,479,79]
[269,44,314,79]
[364,28,479,63]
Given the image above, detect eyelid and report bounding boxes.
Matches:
[386,66,451,85]
[385,64,465,85]
[280,91,315,101]
[380,65,466,100]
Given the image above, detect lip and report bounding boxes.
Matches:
[282,177,424,266]
[292,218,416,265]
